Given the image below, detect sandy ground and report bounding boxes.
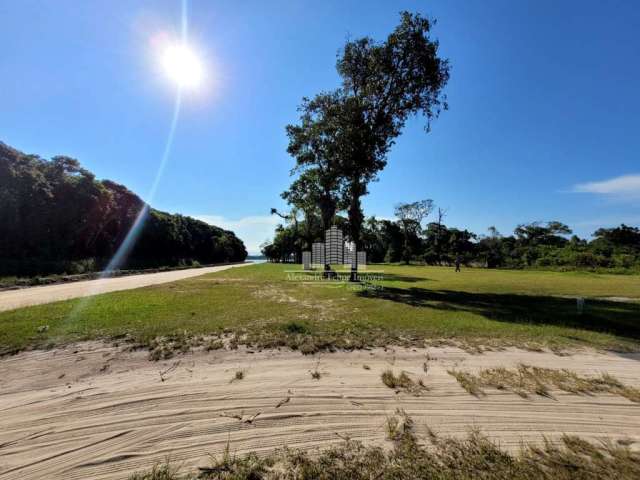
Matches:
[1,344,639,479]
[0,263,251,312]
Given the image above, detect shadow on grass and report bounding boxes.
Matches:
[357,286,640,344]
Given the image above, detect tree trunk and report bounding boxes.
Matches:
[348,178,365,282]
[402,220,410,264]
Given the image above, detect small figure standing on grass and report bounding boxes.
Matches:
[455,255,461,272]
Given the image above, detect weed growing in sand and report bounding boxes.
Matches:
[205,339,224,351]
[447,369,484,397]
[129,414,640,480]
[148,343,174,361]
[231,370,244,382]
[199,442,271,479]
[381,369,407,389]
[385,409,414,442]
[310,360,322,380]
[147,332,198,361]
[448,364,640,402]
[381,369,428,395]
[128,461,180,479]
[423,351,434,373]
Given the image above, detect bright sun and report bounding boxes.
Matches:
[161,44,203,89]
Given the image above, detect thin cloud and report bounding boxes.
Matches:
[572,174,640,198]
[193,214,280,255]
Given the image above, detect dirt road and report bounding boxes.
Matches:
[0,344,638,479]
[0,263,251,312]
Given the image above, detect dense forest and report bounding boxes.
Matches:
[261,208,640,272]
[0,142,246,276]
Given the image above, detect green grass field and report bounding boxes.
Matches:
[1,264,639,355]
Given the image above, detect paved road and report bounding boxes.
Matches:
[0,263,251,312]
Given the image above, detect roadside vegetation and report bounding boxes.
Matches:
[128,412,640,479]
[448,364,640,402]
[1,263,639,356]
[0,142,246,278]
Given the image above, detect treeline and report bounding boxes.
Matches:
[0,142,246,276]
[261,204,640,271]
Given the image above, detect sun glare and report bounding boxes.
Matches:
[161,44,203,88]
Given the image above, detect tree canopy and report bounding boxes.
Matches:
[0,142,246,276]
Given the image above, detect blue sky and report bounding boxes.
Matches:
[1,1,639,254]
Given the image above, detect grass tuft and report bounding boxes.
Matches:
[198,442,270,479]
[449,364,640,402]
[147,332,198,361]
[128,461,181,480]
[205,339,224,351]
[385,408,414,443]
[447,369,484,397]
[282,321,309,335]
[381,369,428,395]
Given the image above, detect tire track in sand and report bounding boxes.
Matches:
[1,343,639,479]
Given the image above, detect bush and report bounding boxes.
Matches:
[282,321,310,335]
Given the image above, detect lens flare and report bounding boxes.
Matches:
[162,43,203,88]
[65,0,191,322]
[102,89,182,275]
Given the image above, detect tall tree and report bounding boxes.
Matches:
[335,11,449,277]
[284,12,448,278]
